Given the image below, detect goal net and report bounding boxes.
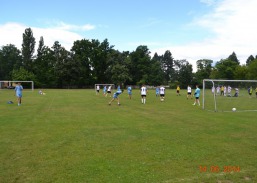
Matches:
[203,79,257,112]
[0,81,34,91]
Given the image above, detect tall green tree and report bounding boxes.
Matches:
[246,55,255,66]
[195,59,213,83]
[246,59,257,79]
[148,53,164,85]
[91,39,114,83]
[174,60,193,88]
[130,45,152,85]
[22,28,36,72]
[105,50,132,86]
[160,50,175,84]
[228,51,240,65]
[71,39,94,86]
[0,44,22,80]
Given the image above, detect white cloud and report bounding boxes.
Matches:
[153,0,257,71]
[0,22,95,50]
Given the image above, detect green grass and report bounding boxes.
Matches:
[0,89,257,183]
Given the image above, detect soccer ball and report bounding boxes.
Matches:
[161,98,164,102]
[232,108,236,112]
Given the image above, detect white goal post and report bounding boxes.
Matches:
[203,79,257,112]
[0,81,34,91]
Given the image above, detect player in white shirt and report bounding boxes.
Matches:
[216,86,220,95]
[159,86,165,101]
[227,86,232,97]
[224,86,227,96]
[187,85,192,99]
[96,85,100,95]
[106,85,112,97]
[140,84,148,104]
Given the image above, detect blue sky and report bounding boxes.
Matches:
[1,0,257,71]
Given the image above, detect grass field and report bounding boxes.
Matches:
[0,89,257,183]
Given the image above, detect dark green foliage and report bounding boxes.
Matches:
[0,28,256,88]
[22,28,35,72]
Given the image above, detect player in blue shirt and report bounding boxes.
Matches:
[127,85,132,99]
[109,88,123,106]
[155,86,160,97]
[14,82,23,106]
[193,84,201,106]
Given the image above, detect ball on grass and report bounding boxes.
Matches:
[232,108,236,112]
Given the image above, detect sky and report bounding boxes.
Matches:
[1,0,257,71]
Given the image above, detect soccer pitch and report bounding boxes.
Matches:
[0,89,257,183]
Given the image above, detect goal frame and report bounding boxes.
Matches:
[0,80,34,91]
[202,79,257,112]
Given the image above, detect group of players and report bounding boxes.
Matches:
[95,84,201,106]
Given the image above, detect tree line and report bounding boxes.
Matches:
[0,28,257,89]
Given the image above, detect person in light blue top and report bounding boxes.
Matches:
[14,82,23,106]
[127,85,132,99]
[193,84,201,106]
[109,88,123,106]
[103,85,107,96]
[155,86,160,97]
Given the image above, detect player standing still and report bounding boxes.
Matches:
[187,85,192,99]
[140,85,147,104]
[193,85,200,106]
[160,86,165,101]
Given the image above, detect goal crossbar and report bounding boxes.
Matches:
[0,80,34,91]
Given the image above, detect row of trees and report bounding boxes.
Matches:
[0,28,257,89]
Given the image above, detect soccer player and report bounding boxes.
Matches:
[106,85,112,97]
[127,85,132,99]
[193,84,200,106]
[103,85,107,96]
[224,86,227,96]
[155,86,160,97]
[140,84,148,104]
[96,85,100,95]
[216,86,220,96]
[14,82,23,106]
[234,88,239,97]
[220,85,224,96]
[211,86,215,95]
[187,85,192,99]
[248,86,253,98]
[176,85,181,96]
[159,86,165,101]
[109,89,123,106]
[227,85,232,97]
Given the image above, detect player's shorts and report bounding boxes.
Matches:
[187,92,191,95]
[128,91,132,95]
[256,92,257,95]
[249,93,252,96]
[107,91,111,93]
[141,95,146,98]
[16,93,22,97]
[160,94,165,97]
[195,97,199,99]
[97,90,99,93]
[177,90,180,93]
[113,94,118,98]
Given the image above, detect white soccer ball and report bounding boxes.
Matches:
[232,108,236,112]
[161,98,164,102]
